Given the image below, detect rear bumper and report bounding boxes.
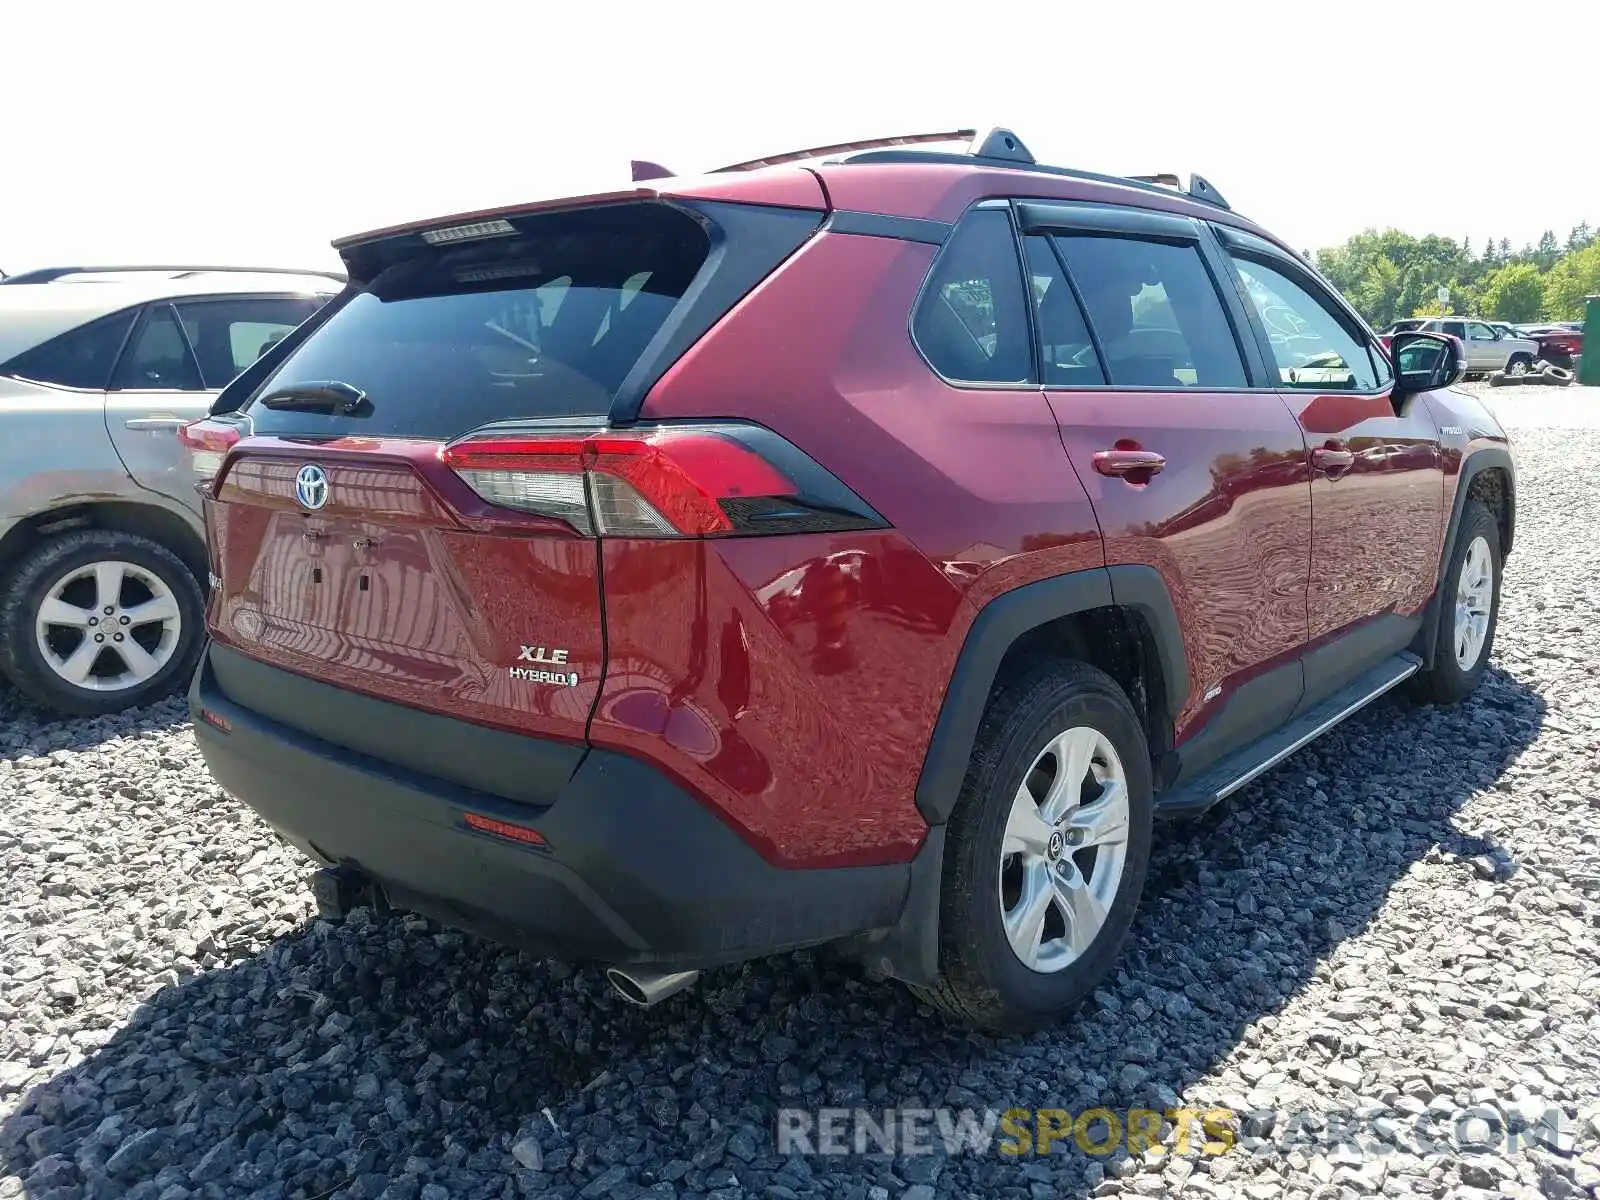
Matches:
[190,643,911,969]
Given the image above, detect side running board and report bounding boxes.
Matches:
[1156,652,1421,817]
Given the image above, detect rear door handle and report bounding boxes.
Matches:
[1092,449,1166,478]
[124,417,188,431]
[1312,446,1355,475]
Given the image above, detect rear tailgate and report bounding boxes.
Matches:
[200,196,822,779]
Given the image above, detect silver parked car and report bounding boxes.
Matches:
[1412,318,1540,377]
[0,266,337,713]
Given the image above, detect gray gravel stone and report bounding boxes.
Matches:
[1,400,1597,1200]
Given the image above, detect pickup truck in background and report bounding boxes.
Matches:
[1381,318,1539,377]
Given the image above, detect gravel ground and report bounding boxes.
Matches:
[2,401,1598,1200]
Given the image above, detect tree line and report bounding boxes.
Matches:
[1313,223,1599,328]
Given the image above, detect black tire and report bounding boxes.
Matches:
[1408,500,1501,706]
[1506,353,1533,377]
[916,661,1153,1032]
[0,530,205,716]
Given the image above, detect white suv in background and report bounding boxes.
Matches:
[0,266,336,714]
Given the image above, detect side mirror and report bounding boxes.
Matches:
[1390,331,1466,395]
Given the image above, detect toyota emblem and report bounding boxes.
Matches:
[295,464,329,510]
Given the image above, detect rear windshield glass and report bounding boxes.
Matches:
[245,203,710,439]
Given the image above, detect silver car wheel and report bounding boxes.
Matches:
[34,559,182,692]
[999,726,1130,974]
[1454,535,1494,671]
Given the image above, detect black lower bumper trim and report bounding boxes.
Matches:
[190,645,912,969]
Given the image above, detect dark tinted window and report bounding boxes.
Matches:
[1054,235,1246,388]
[912,209,1033,385]
[247,203,710,439]
[112,306,204,390]
[1441,321,1466,338]
[1,309,136,390]
[1229,256,1379,391]
[177,297,325,388]
[1023,235,1104,386]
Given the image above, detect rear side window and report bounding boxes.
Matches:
[177,297,325,389]
[1052,235,1247,388]
[1,309,136,390]
[246,203,711,439]
[912,209,1033,385]
[113,305,204,391]
[1023,235,1104,386]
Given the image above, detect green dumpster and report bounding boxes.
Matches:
[1581,296,1600,387]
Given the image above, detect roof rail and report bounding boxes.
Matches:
[711,129,976,173]
[1127,172,1231,211]
[831,127,1233,213]
[0,264,348,285]
[1183,174,1230,211]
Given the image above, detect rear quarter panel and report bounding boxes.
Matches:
[592,532,964,868]
[0,379,137,521]
[633,230,1104,866]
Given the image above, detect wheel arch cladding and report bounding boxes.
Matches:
[914,565,1189,827]
[1463,454,1513,559]
[0,500,207,586]
[1412,446,1514,670]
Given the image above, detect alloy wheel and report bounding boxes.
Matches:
[33,559,183,692]
[1454,535,1494,670]
[999,726,1130,973]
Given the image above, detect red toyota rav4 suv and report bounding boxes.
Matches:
[184,129,1513,1031]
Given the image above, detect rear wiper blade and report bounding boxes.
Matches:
[259,380,371,416]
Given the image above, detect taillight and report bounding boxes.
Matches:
[178,418,243,485]
[440,423,887,539]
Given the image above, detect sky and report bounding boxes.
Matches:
[6,0,1599,276]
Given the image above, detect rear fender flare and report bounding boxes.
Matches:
[1413,445,1515,668]
[868,565,1187,987]
[915,563,1188,827]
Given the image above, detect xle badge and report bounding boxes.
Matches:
[510,645,578,687]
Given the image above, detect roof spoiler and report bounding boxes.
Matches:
[1,264,348,285]
[631,160,676,182]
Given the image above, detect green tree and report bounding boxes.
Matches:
[1533,231,1561,270]
[1349,256,1402,327]
[1543,243,1600,320]
[1481,263,1546,322]
[1315,220,1598,327]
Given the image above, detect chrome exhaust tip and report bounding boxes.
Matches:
[605,966,701,1007]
